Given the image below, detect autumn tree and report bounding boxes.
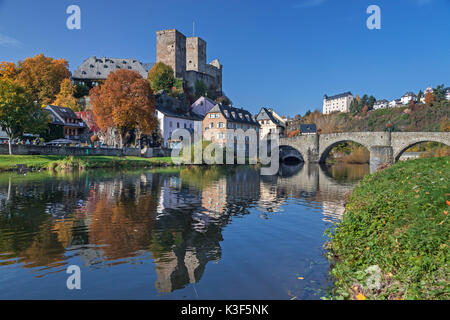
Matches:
[0,79,50,154]
[53,79,82,111]
[90,69,158,148]
[148,62,175,93]
[0,61,18,80]
[14,54,71,105]
[425,92,435,106]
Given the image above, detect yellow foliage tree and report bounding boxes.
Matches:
[53,79,81,111]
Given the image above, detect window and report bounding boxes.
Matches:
[184,123,187,129]
[177,122,180,128]
[190,124,193,129]
[210,123,213,129]
[218,122,224,128]
[169,121,173,128]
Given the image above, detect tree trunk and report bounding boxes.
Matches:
[8,138,12,155]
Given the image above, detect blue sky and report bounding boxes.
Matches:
[0,0,449,117]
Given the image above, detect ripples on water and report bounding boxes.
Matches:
[0,163,368,299]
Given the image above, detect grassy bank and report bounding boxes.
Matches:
[327,157,449,300]
[0,155,175,171]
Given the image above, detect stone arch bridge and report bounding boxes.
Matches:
[279,132,450,172]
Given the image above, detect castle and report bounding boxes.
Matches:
[156,29,223,96]
[73,29,223,96]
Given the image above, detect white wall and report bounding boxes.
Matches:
[157,110,196,148]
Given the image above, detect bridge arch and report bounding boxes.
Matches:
[319,140,370,164]
[393,140,450,162]
[279,145,304,162]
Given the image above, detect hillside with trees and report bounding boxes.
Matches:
[289,97,449,134]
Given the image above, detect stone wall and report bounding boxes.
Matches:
[156,29,186,78]
[186,37,207,73]
[0,145,140,157]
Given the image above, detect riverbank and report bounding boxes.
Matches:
[327,157,449,300]
[0,155,176,171]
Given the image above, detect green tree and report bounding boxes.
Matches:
[433,84,446,102]
[417,90,424,102]
[148,62,176,93]
[194,80,207,98]
[0,80,50,154]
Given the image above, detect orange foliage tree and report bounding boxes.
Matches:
[13,54,71,105]
[0,61,18,80]
[424,92,435,106]
[90,69,158,147]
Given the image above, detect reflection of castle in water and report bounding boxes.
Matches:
[0,163,365,293]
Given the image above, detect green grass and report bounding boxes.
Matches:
[0,155,176,171]
[327,157,450,300]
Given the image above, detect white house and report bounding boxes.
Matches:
[156,106,203,148]
[401,92,417,105]
[373,99,389,110]
[421,86,433,103]
[389,99,403,108]
[445,87,450,101]
[323,92,353,114]
[190,96,216,117]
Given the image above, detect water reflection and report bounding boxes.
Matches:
[0,163,368,298]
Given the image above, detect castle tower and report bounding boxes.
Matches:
[186,37,207,73]
[156,29,186,78]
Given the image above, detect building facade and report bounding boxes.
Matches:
[256,108,286,140]
[203,104,259,149]
[401,92,417,105]
[323,92,353,114]
[389,99,403,108]
[373,99,389,110]
[156,105,203,148]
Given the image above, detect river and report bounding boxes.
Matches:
[0,163,369,299]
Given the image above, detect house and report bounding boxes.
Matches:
[299,124,317,135]
[256,107,286,140]
[323,92,353,114]
[44,105,88,142]
[401,92,417,105]
[190,96,216,117]
[421,86,434,103]
[203,104,259,148]
[445,87,450,101]
[156,105,203,148]
[389,99,403,108]
[373,99,389,110]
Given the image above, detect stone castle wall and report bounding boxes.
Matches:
[156,29,186,78]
